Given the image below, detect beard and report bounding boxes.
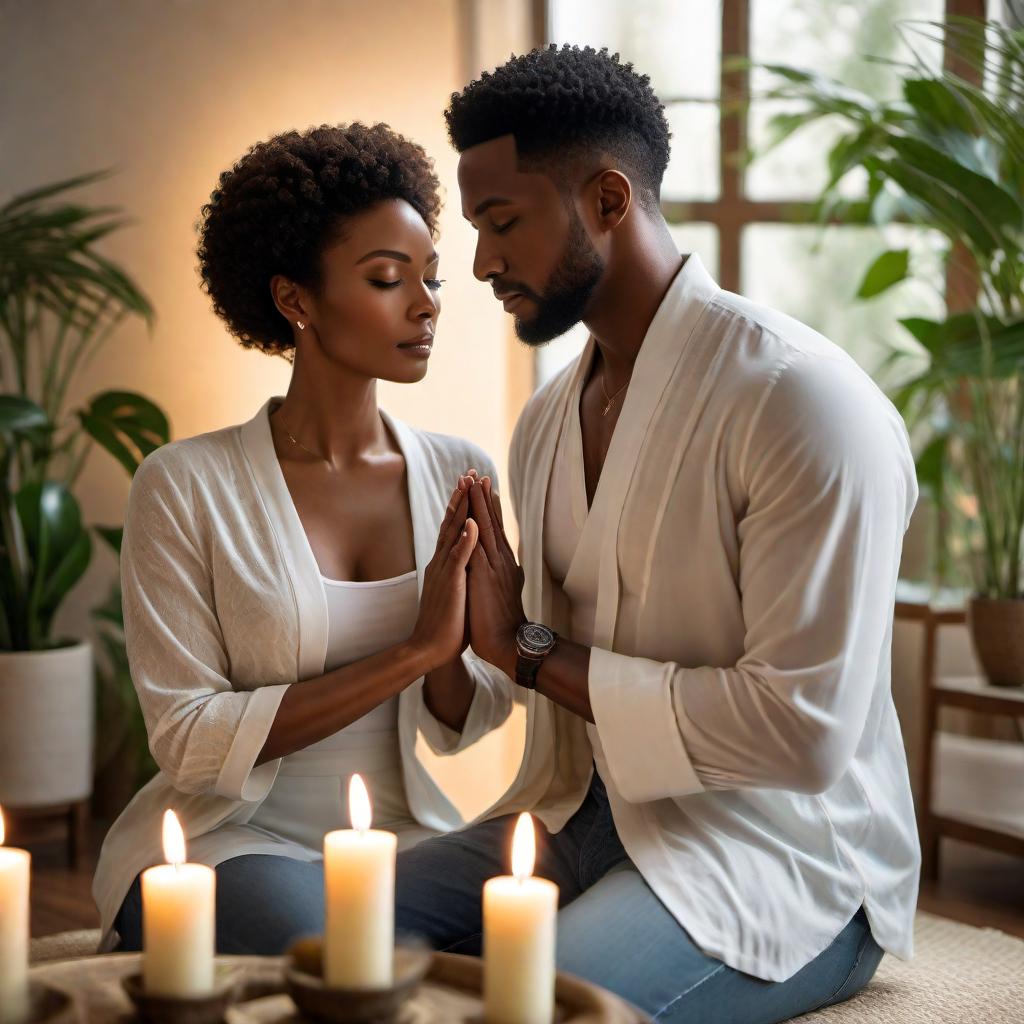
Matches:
[513,212,604,347]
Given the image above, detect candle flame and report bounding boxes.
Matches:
[0,806,5,846]
[162,809,186,866]
[511,812,535,881]
[349,774,372,832]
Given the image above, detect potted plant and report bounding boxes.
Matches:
[0,172,169,818]
[752,17,1024,685]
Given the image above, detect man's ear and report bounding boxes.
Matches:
[592,168,631,231]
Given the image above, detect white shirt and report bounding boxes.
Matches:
[92,400,513,952]
[429,254,921,982]
[247,570,425,851]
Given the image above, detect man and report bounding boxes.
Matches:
[399,45,919,1022]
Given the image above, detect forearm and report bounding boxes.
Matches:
[500,637,594,722]
[255,641,429,766]
[422,655,476,733]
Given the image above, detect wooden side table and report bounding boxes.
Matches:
[922,676,1024,878]
[2,797,91,869]
[896,581,1024,878]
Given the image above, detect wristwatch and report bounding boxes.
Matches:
[514,621,558,690]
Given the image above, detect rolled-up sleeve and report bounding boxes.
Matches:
[590,353,918,804]
[122,455,290,802]
[416,655,515,755]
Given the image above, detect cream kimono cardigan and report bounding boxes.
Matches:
[444,255,921,982]
[92,399,511,952]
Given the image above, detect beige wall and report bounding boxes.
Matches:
[1,0,533,818]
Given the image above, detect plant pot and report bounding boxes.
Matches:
[0,642,95,807]
[967,597,1024,688]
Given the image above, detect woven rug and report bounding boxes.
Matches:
[797,912,1024,1022]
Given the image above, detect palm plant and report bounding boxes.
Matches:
[753,17,1024,600]
[0,172,170,651]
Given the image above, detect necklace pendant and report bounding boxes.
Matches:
[602,401,612,417]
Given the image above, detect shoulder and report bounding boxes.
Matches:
[510,359,576,460]
[130,423,243,504]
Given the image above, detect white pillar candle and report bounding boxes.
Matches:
[141,810,216,996]
[324,774,397,989]
[0,808,30,1024]
[483,813,558,1024]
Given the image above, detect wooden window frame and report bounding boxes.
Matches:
[536,0,986,299]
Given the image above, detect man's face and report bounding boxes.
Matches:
[457,135,604,346]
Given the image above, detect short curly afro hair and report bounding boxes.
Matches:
[197,122,441,357]
[444,45,670,211]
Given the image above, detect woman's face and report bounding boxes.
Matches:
[303,198,441,384]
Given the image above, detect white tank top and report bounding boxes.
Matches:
[247,569,421,850]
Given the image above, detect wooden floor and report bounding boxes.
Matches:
[20,815,1024,941]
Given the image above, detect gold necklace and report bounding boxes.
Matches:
[600,373,630,417]
[277,413,328,462]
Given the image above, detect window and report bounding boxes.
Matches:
[537,0,986,386]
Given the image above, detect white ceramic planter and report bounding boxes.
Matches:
[0,641,94,807]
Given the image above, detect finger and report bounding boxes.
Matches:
[468,538,489,574]
[446,488,471,548]
[449,518,479,573]
[435,482,465,554]
[440,487,471,557]
[469,480,499,567]
[482,477,514,558]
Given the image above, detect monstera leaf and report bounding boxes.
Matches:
[78,391,170,476]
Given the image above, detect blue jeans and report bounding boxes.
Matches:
[393,775,884,1023]
[115,854,330,956]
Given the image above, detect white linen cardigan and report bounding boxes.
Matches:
[91,399,512,952]
[433,254,922,982]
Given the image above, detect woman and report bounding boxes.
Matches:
[92,123,512,954]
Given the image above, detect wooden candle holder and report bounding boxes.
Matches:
[120,965,243,1024]
[283,936,431,1024]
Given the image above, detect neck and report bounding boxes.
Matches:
[583,216,684,388]
[272,345,389,467]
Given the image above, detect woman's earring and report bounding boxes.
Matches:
[296,321,305,331]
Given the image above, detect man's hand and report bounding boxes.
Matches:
[466,475,526,679]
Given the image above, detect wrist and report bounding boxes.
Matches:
[399,638,437,679]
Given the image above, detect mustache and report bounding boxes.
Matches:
[492,280,543,304]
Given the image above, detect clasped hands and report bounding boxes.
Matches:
[409,470,525,681]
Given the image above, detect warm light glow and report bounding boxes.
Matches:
[349,774,372,832]
[511,812,535,881]
[162,809,186,866]
[0,806,5,846]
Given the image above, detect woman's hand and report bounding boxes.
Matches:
[407,477,479,673]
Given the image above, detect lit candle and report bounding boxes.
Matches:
[324,774,397,988]
[483,813,558,1024]
[141,810,216,996]
[0,808,30,1024]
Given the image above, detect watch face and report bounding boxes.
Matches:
[518,622,556,655]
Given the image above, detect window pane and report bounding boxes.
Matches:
[535,225,719,387]
[741,224,946,379]
[662,102,720,201]
[549,0,721,100]
[747,0,945,200]
[669,223,719,279]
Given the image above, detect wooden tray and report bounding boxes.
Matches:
[227,951,646,1024]
[29,951,647,1024]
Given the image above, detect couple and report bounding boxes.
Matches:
[94,45,920,1023]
